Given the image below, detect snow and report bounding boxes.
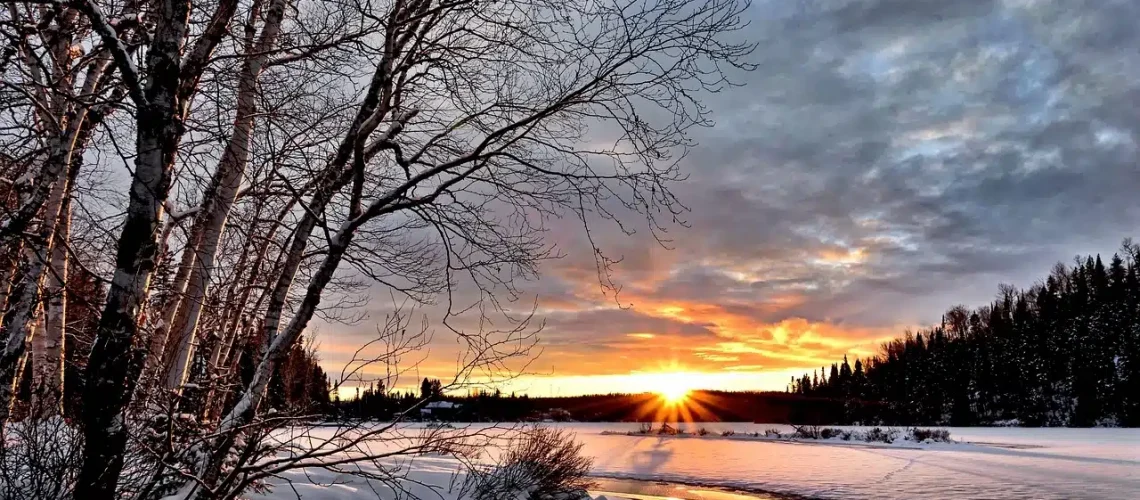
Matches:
[426,401,461,409]
[576,423,1140,500]
[251,423,1139,500]
[251,454,468,500]
[599,427,945,448]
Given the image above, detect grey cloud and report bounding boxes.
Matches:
[329,0,1140,354]
[539,308,719,344]
[588,0,1140,326]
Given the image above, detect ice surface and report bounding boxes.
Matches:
[253,423,1140,500]
[575,423,1140,500]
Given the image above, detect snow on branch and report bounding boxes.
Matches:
[70,0,147,107]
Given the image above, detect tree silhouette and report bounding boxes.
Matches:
[798,240,1140,427]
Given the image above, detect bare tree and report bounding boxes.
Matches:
[0,0,120,422]
[171,0,751,497]
[72,0,243,496]
[31,187,72,415]
[158,0,289,391]
[0,0,753,498]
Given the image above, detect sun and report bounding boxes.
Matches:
[657,385,691,405]
[640,371,695,405]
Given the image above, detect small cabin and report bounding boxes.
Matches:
[420,401,462,420]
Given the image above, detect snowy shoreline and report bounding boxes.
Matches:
[599,430,942,450]
[599,424,955,449]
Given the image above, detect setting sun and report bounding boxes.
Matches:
[638,371,697,405]
[657,385,691,405]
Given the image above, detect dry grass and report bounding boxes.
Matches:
[465,427,594,500]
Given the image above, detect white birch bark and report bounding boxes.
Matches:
[33,193,70,414]
[0,159,72,422]
[0,10,113,419]
[143,228,197,386]
[0,242,23,313]
[76,0,240,495]
[165,0,288,390]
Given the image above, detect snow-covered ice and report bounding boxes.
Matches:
[576,423,1140,500]
[255,422,1139,500]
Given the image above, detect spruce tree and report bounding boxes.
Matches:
[790,241,1140,426]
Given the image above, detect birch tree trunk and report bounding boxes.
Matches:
[30,60,98,414]
[200,191,300,420]
[0,5,84,423]
[164,0,287,391]
[184,70,419,497]
[76,0,239,495]
[33,191,71,415]
[141,232,197,391]
[0,242,22,313]
[0,158,73,423]
[191,228,353,496]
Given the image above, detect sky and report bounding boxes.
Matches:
[316,0,1140,397]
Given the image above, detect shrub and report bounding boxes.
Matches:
[721,430,736,437]
[464,427,594,500]
[657,423,678,435]
[790,425,817,439]
[789,426,848,439]
[0,415,82,500]
[864,427,900,444]
[696,427,710,436]
[839,430,853,441]
[763,428,783,438]
[818,427,842,439]
[908,428,951,443]
[637,422,654,434]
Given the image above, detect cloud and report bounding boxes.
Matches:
[539,308,720,343]
[318,0,1140,394]
[658,0,1140,322]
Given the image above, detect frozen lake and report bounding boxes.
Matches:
[571,423,1140,500]
[259,422,1139,500]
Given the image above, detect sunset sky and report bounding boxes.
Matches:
[316,0,1140,397]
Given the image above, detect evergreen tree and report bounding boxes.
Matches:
[794,242,1140,427]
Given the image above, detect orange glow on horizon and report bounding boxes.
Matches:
[315,276,904,399]
[310,228,915,399]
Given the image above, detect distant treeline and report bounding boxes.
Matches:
[793,240,1140,427]
[331,382,856,423]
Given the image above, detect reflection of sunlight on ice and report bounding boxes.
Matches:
[590,478,784,500]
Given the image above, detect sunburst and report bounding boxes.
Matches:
[625,371,737,424]
[657,385,691,405]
